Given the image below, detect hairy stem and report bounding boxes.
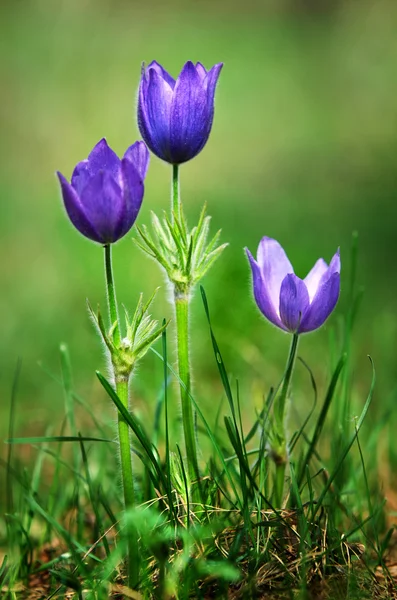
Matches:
[116,378,138,587]
[273,333,299,507]
[276,333,299,430]
[104,243,121,347]
[175,293,198,485]
[103,244,138,588]
[171,165,198,484]
[172,164,180,221]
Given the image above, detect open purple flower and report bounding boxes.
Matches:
[138,60,223,165]
[57,139,149,244]
[246,237,340,333]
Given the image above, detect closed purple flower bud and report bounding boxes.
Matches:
[246,237,340,334]
[57,139,149,244]
[138,60,223,165]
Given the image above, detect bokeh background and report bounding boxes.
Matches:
[1,0,397,470]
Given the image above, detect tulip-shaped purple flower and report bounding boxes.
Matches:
[246,237,340,333]
[138,60,223,165]
[57,139,149,244]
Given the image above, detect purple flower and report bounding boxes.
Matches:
[138,60,223,165]
[246,237,340,333]
[57,139,149,244]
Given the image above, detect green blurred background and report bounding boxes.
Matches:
[1,0,397,456]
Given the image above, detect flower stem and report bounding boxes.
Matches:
[172,164,180,221]
[104,243,120,347]
[103,244,138,588]
[171,165,198,484]
[116,377,139,587]
[175,293,198,485]
[276,333,299,430]
[273,332,299,507]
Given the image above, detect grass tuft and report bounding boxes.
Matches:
[1,256,396,599]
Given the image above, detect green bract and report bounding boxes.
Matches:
[135,204,227,296]
[88,290,168,380]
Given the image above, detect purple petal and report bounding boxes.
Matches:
[123,141,150,180]
[138,68,173,161]
[80,171,124,244]
[197,63,223,151]
[299,272,340,333]
[256,237,294,318]
[328,249,341,274]
[299,249,340,332]
[137,83,152,158]
[246,249,286,330]
[57,172,102,243]
[279,274,310,332]
[195,62,208,81]
[304,258,328,302]
[117,158,144,239]
[205,62,223,95]
[204,63,223,130]
[146,60,176,89]
[71,160,90,195]
[86,138,121,181]
[169,61,209,163]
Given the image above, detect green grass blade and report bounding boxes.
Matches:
[6,359,22,518]
[78,435,111,557]
[298,352,346,487]
[200,286,236,420]
[0,555,8,587]
[176,444,190,526]
[25,494,101,568]
[312,357,375,520]
[150,347,241,509]
[95,370,173,513]
[289,357,318,454]
[161,322,174,523]
[5,436,114,444]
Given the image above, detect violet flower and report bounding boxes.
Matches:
[138,60,223,164]
[246,237,340,333]
[57,139,149,244]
